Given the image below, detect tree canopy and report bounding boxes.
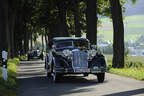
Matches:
[0,0,126,68]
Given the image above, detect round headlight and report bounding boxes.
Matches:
[96,50,102,55]
[63,49,72,57]
[88,49,97,58]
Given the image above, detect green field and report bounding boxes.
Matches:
[98,15,144,42]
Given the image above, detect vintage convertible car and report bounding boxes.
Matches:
[45,37,107,83]
[27,50,43,61]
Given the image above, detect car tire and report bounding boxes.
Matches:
[41,57,43,60]
[53,73,60,83]
[27,55,30,61]
[47,72,52,77]
[97,73,105,83]
[27,57,30,61]
[44,63,46,69]
[83,73,89,77]
[40,53,44,60]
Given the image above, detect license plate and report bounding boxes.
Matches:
[74,68,90,72]
[33,56,38,59]
[91,69,101,73]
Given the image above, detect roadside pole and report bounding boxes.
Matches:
[2,51,8,81]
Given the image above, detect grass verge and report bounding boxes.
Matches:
[109,68,144,80]
[0,58,19,96]
[106,55,144,80]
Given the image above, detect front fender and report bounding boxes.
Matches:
[90,56,107,68]
[53,56,69,68]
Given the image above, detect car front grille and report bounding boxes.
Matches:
[72,51,88,69]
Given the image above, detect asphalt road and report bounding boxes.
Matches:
[17,60,144,96]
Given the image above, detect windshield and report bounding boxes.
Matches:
[55,41,73,49]
[74,40,89,49]
[54,40,89,50]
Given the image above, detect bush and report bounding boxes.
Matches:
[19,54,27,61]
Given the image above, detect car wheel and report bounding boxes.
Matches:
[97,73,105,83]
[27,57,30,61]
[40,53,44,60]
[53,73,60,83]
[45,59,47,69]
[41,57,43,60]
[47,72,52,77]
[83,73,89,77]
[27,55,30,61]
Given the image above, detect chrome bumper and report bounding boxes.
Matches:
[54,67,106,74]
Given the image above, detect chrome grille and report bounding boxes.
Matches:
[72,51,88,69]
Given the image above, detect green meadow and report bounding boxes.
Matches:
[98,15,144,42]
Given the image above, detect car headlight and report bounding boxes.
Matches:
[88,49,97,57]
[96,50,102,55]
[63,49,72,57]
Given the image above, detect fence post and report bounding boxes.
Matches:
[2,51,7,81]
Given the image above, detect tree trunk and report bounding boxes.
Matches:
[57,0,69,37]
[42,34,44,51]
[30,32,33,50]
[14,14,23,57]
[23,28,29,54]
[74,0,81,37]
[110,0,125,68]
[86,0,97,45]
[8,9,16,58]
[0,0,9,53]
[45,34,48,51]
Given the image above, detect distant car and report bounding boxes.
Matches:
[27,50,43,61]
[45,37,107,83]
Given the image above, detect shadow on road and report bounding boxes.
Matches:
[104,88,144,96]
[17,75,107,96]
[17,60,108,96]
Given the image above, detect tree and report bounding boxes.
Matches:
[0,0,127,60]
[86,0,97,45]
[57,0,69,37]
[73,0,81,37]
[110,0,125,68]
[0,0,9,53]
